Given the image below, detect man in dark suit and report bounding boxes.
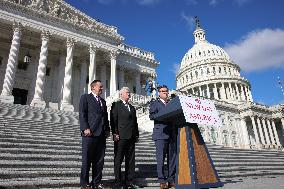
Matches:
[79,80,110,189]
[110,87,139,189]
[149,85,176,189]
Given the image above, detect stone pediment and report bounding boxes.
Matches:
[1,0,124,42]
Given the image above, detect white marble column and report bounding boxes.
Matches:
[206,84,210,98]
[241,85,246,101]
[100,64,107,99]
[88,44,97,93]
[118,66,125,89]
[213,83,218,100]
[0,22,22,103]
[191,88,194,95]
[110,50,118,96]
[228,82,234,100]
[191,88,195,95]
[216,125,223,145]
[80,59,87,95]
[225,85,230,100]
[245,86,250,102]
[221,82,226,100]
[248,86,253,102]
[251,116,260,145]
[60,37,75,111]
[135,70,141,95]
[199,86,202,97]
[271,119,281,146]
[235,83,241,101]
[266,119,276,145]
[240,118,250,148]
[30,31,51,108]
[256,117,265,145]
[262,118,271,145]
[281,118,284,138]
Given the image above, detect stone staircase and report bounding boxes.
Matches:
[1,103,284,188]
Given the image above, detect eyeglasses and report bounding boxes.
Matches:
[159,90,168,93]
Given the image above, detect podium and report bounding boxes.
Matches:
[155,96,223,189]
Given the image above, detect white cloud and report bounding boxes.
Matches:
[208,0,252,6]
[136,0,160,6]
[209,0,220,6]
[181,12,195,31]
[171,63,181,75]
[224,28,284,72]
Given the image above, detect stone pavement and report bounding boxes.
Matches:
[221,175,284,189]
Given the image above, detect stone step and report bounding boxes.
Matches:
[0,147,156,155]
[2,163,284,174]
[1,111,284,189]
[0,176,158,188]
[1,143,283,160]
[1,153,284,164]
[0,170,284,188]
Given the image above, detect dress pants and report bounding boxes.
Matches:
[80,134,106,187]
[154,137,176,183]
[114,138,135,185]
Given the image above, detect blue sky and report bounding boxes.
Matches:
[66,0,284,106]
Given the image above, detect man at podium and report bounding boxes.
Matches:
[149,85,177,189]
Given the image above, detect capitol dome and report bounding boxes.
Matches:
[180,29,231,69]
[176,19,253,104]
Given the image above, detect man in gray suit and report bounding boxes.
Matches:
[79,80,110,189]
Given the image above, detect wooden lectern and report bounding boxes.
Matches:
[154,96,223,189]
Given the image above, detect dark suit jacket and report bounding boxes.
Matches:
[79,93,110,137]
[110,100,139,140]
[149,98,173,140]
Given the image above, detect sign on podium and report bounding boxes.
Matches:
[155,95,223,189]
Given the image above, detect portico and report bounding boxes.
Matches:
[0,0,158,111]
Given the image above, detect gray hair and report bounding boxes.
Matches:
[119,87,130,96]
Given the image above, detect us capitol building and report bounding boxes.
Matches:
[0,0,283,151]
[175,19,284,150]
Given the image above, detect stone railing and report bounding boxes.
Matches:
[119,43,155,60]
[106,91,152,107]
[130,93,152,105]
